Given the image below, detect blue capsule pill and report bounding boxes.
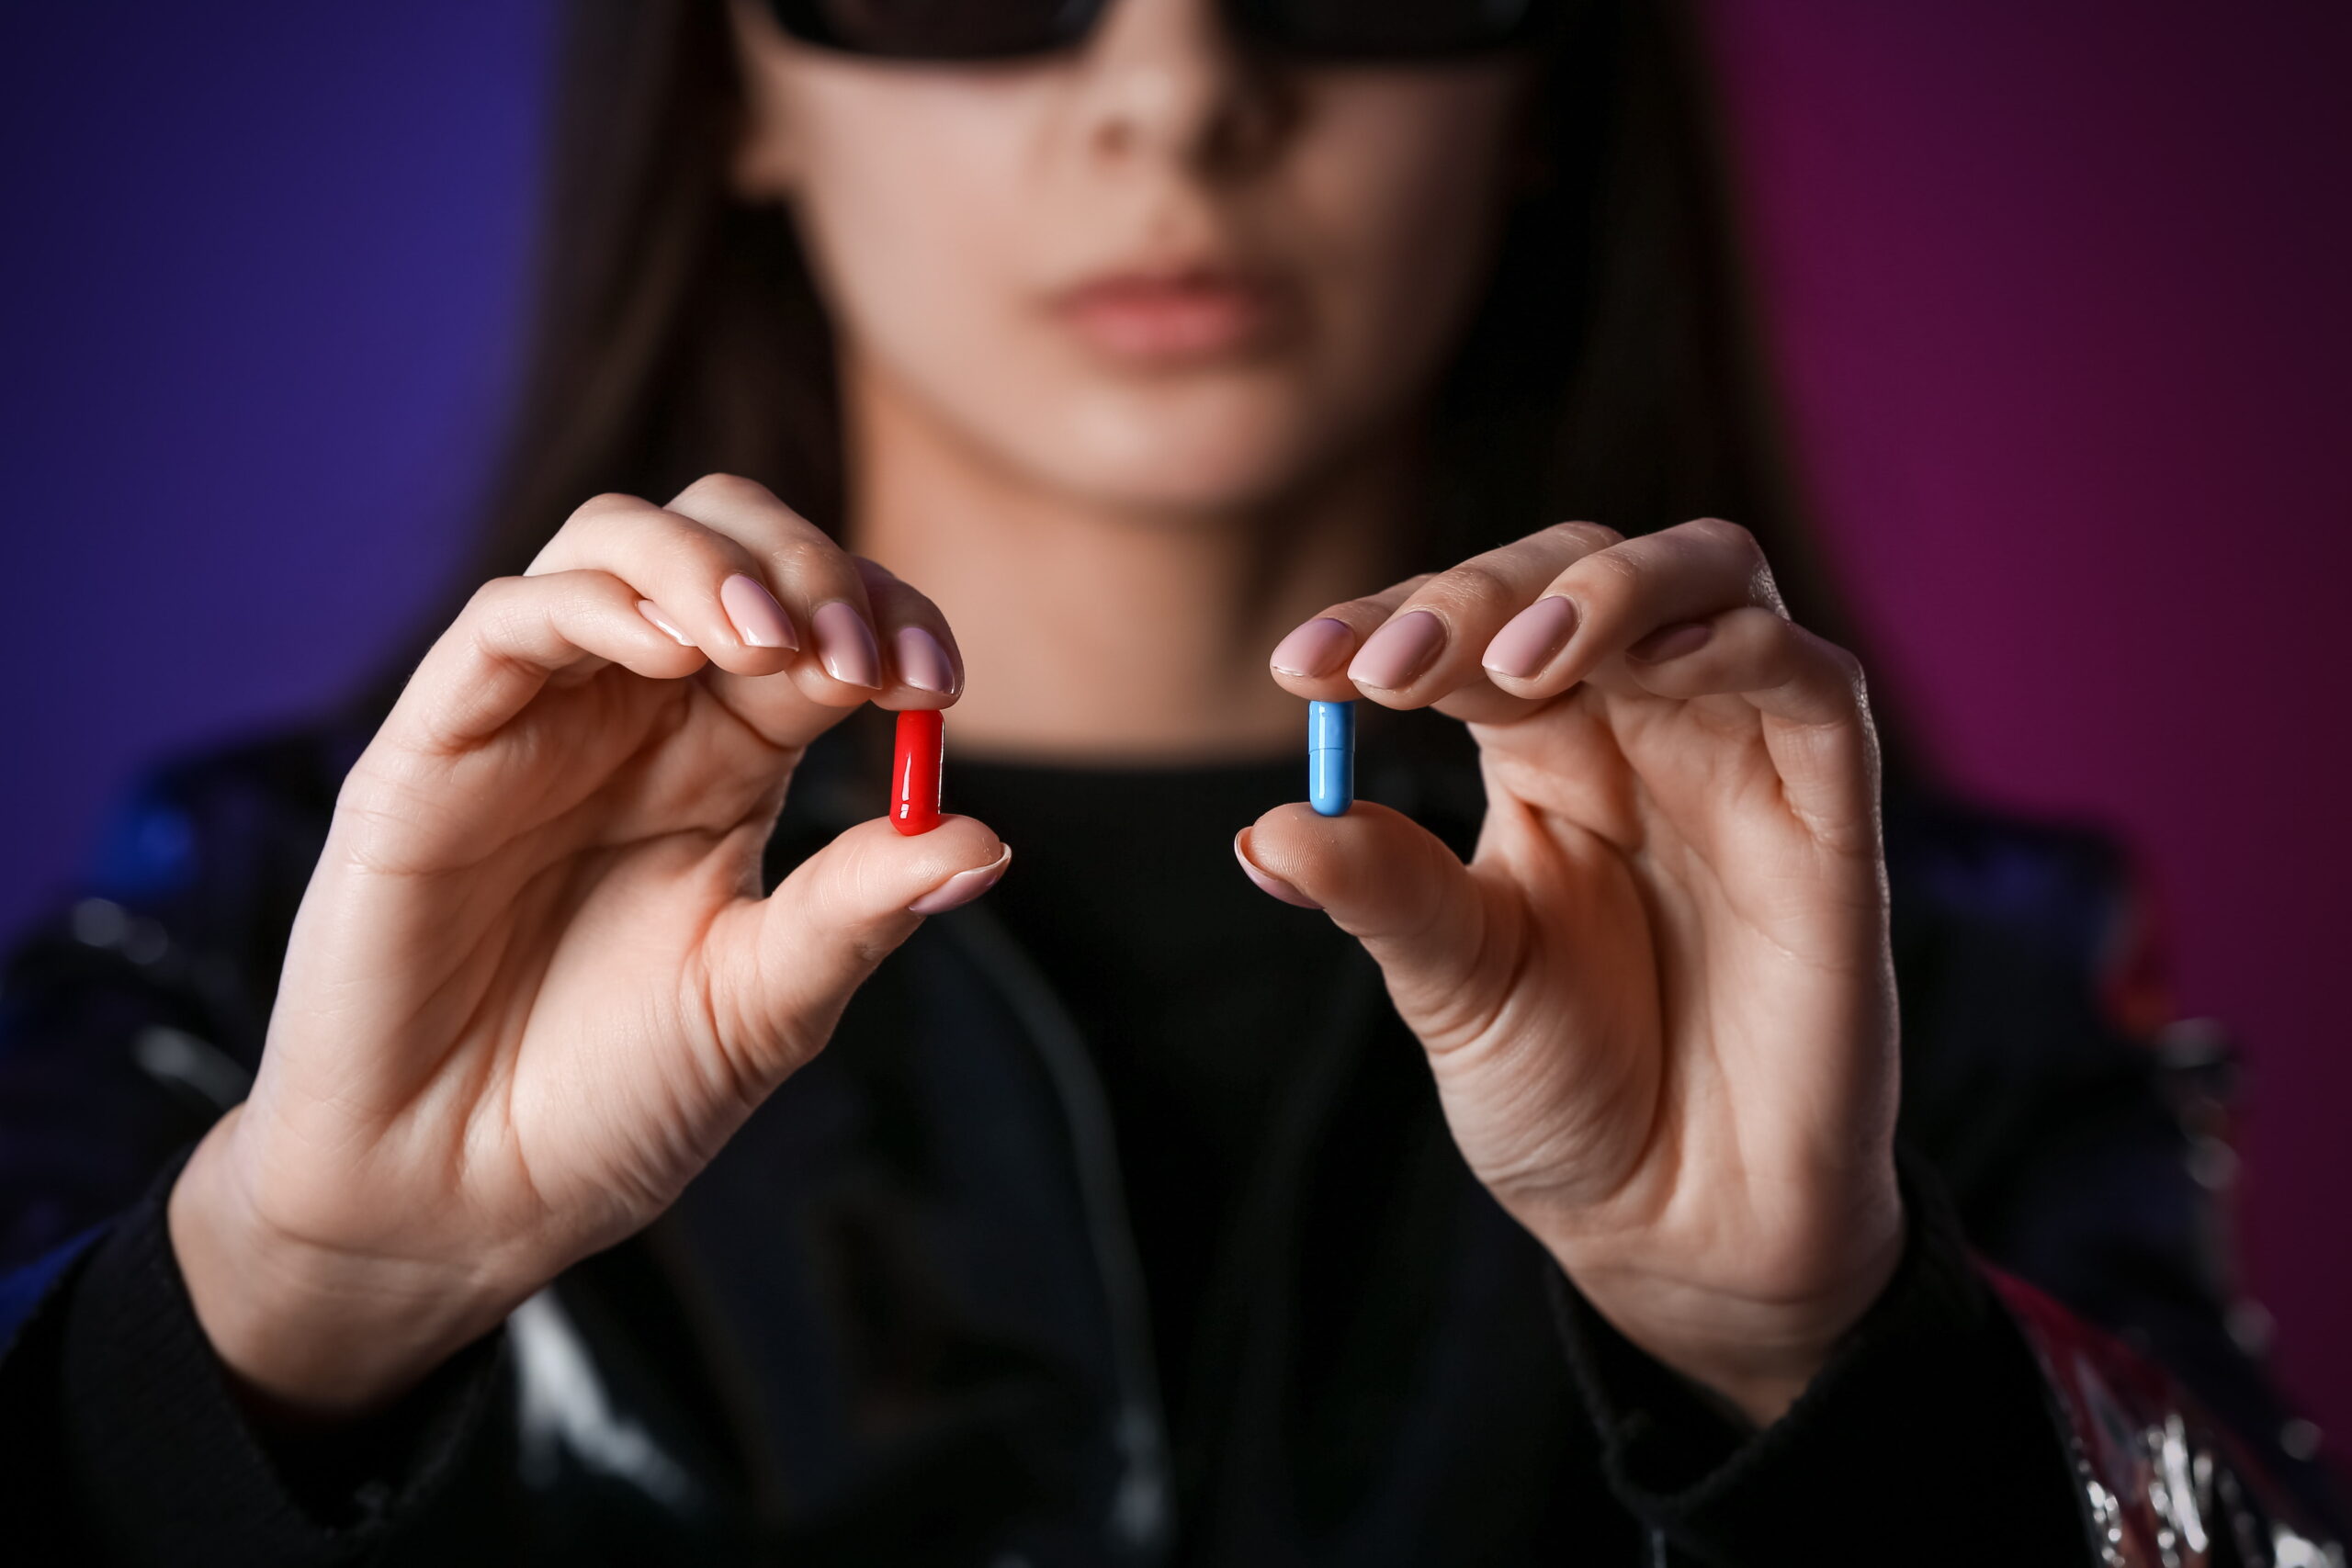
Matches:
[1308,700,1355,817]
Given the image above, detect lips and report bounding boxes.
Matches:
[1049,267,1295,365]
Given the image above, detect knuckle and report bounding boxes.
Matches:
[880,579,941,622]
[1749,616,1807,682]
[1354,574,1435,621]
[772,534,852,585]
[1690,518,1780,604]
[673,525,752,577]
[537,495,648,569]
[1551,519,1623,550]
[1321,592,1394,626]
[465,592,537,660]
[566,495,741,577]
[566,491,649,526]
[1785,624,1868,702]
[674,471,777,510]
[1433,559,1519,612]
[853,555,906,596]
[1573,544,1646,599]
[463,574,528,619]
[1689,515,1758,554]
[623,523,743,591]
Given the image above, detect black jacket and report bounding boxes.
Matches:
[0,716,2341,1565]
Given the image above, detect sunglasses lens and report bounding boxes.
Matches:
[795,0,1092,60]
[1253,0,1544,57]
[780,0,1550,62]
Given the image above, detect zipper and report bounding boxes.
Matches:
[939,903,1177,1564]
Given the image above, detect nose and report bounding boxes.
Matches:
[1071,0,1292,177]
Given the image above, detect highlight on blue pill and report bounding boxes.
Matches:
[1307,699,1356,817]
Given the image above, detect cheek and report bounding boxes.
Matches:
[1284,73,1522,425]
[786,79,1038,389]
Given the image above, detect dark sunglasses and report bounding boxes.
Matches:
[763,0,1562,63]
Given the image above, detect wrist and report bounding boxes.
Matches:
[167,1111,518,1418]
[1541,1189,1907,1429]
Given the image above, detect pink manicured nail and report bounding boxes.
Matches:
[638,600,695,648]
[1233,831,1321,910]
[1347,609,1445,691]
[719,574,797,650]
[908,848,1011,916]
[1483,595,1578,680]
[1629,621,1713,663]
[1270,617,1355,678]
[893,626,958,694]
[811,601,881,688]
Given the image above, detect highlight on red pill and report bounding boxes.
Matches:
[892,709,944,835]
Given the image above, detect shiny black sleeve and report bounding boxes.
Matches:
[0,729,508,1562]
[1550,1155,2095,1565]
[0,730,358,1271]
[1553,1150,2346,1564]
[0,1150,505,1567]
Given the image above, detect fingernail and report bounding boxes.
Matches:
[811,601,881,688]
[893,626,958,694]
[1483,595,1578,680]
[1270,617,1355,678]
[638,600,695,648]
[1629,621,1713,663]
[908,847,1011,916]
[1233,830,1321,910]
[719,573,797,650]
[1347,609,1445,691]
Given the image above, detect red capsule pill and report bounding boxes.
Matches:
[891,708,944,835]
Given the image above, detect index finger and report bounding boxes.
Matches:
[659,475,965,737]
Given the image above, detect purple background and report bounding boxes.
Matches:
[4,1,2347,1450]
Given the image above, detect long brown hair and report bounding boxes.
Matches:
[444,0,1864,696]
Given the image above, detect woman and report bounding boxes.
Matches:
[0,0,2338,1562]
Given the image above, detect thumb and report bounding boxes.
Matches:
[706,815,1010,1082]
[1238,803,1501,1048]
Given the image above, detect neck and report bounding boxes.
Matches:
[843,367,1411,764]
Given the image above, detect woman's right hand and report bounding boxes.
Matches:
[166,476,1007,1417]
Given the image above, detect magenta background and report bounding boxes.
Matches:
[1705,0,2352,1445]
[2,1,2346,1450]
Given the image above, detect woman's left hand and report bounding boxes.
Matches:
[1241,518,1902,1427]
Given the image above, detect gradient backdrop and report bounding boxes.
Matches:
[4,1,2347,1453]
